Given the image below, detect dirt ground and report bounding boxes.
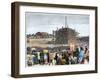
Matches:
[27,38,53,48]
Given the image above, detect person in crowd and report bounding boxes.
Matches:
[54,53,58,65]
[27,54,33,66]
[37,52,41,64]
[59,54,63,65]
[27,47,31,54]
[40,51,44,65]
[78,47,84,64]
[84,47,89,64]
[44,54,48,64]
[73,47,80,64]
[64,52,69,64]
[32,54,35,65]
[27,45,89,66]
[32,48,38,65]
[43,49,49,64]
[52,58,56,65]
[56,53,62,65]
[68,51,76,64]
[61,53,66,65]
[49,52,56,65]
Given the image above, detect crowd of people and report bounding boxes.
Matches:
[26,46,89,66]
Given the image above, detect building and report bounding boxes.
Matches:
[54,27,78,46]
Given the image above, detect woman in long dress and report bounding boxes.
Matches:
[78,47,84,64]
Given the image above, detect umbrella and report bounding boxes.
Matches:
[43,49,48,54]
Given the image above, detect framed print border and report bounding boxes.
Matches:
[11,2,98,78]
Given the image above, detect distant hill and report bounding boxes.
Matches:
[27,32,53,39]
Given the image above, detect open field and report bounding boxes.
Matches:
[27,38,53,48]
[27,37,89,48]
[27,38,69,48]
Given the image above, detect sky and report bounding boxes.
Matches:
[25,12,89,37]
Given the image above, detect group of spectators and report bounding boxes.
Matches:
[27,46,89,66]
